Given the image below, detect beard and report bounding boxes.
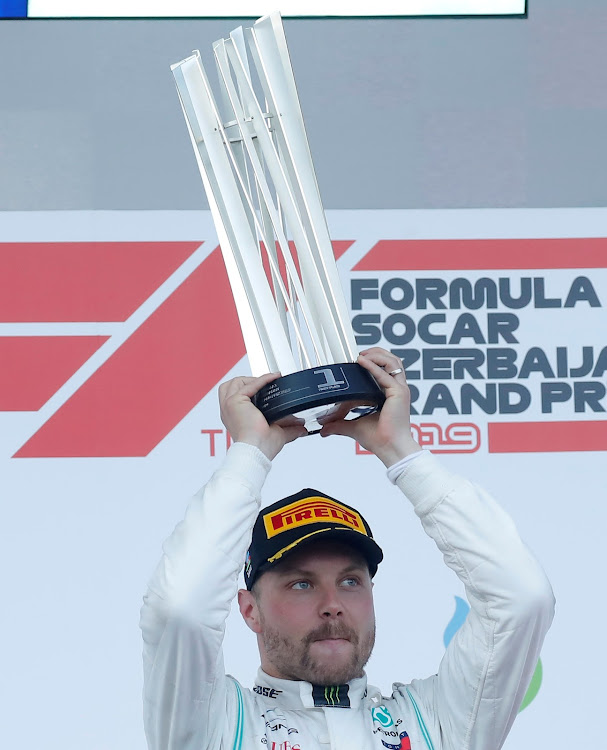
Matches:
[259,616,376,685]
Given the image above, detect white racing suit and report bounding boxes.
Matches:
[140,443,554,750]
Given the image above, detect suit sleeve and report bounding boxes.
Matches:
[139,442,271,750]
[394,452,555,750]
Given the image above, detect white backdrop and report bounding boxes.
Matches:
[1,208,605,749]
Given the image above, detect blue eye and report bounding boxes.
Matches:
[341,577,359,587]
[292,581,311,590]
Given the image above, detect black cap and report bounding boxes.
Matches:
[244,488,383,590]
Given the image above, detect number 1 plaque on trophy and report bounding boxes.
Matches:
[171,11,384,432]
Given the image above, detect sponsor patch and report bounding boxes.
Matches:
[381,732,411,750]
[254,685,282,699]
[263,497,367,539]
[312,683,351,708]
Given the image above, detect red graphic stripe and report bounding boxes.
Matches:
[260,240,353,291]
[0,242,201,322]
[14,248,245,458]
[354,238,607,271]
[0,336,108,411]
[488,420,607,453]
[332,240,353,261]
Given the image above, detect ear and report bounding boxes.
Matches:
[238,588,263,634]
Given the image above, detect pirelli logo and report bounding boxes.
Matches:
[264,497,367,539]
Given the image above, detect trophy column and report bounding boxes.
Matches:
[171,12,384,431]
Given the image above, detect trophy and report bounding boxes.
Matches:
[171,12,384,432]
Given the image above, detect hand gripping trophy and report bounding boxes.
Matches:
[171,11,384,432]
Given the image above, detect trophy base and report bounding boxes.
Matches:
[252,362,386,433]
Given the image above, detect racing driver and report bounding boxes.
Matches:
[140,347,555,750]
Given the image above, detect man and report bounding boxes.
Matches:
[141,347,554,750]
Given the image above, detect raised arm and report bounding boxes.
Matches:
[321,347,555,750]
[395,451,554,750]
[140,373,306,750]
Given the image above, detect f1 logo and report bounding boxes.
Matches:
[0,241,246,458]
[1,239,353,458]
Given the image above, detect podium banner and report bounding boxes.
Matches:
[0,207,604,750]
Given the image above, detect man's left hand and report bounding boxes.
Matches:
[318,347,421,466]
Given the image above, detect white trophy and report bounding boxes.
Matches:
[171,11,384,432]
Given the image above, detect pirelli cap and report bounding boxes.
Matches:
[244,488,383,590]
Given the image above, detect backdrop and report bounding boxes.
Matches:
[1,207,605,749]
[1,2,607,748]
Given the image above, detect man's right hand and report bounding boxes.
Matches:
[219,372,307,460]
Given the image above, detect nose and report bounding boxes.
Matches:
[319,586,343,618]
